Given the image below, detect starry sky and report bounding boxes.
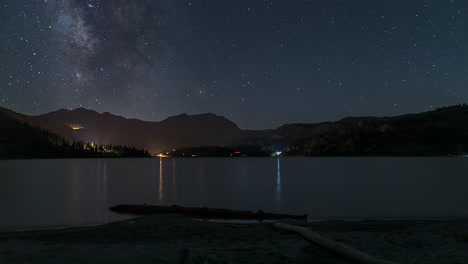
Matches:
[0,0,467,129]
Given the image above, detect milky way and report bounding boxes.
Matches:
[1,1,468,129]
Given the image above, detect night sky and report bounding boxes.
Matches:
[1,1,467,129]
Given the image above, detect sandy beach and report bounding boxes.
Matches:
[1,215,467,264]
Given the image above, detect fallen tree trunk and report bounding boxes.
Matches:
[274,222,400,264]
[110,204,307,221]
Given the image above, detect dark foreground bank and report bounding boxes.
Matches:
[0,215,467,264]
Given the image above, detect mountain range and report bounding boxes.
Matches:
[2,104,468,158]
[0,107,150,159]
[0,107,274,154]
[34,108,275,153]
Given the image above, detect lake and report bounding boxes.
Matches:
[1,157,468,231]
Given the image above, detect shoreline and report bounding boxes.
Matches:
[0,215,143,235]
[2,155,468,161]
[2,215,468,234]
[1,215,467,263]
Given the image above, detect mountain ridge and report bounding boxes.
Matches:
[0,107,150,159]
[34,107,248,153]
[2,104,468,157]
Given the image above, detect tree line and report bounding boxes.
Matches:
[0,112,150,159]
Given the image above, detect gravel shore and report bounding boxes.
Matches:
[1,215,467,264]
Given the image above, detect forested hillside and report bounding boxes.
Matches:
[0,107,150,159]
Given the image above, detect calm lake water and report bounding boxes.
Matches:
[1,157,468,230]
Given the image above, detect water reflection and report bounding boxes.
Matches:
[3,157,468,231]
[274,158,283,210]
[158,157,164,203]
[96,160,101,222]
[100,161,108,223]
[172,158,177,204]
[95,160,108,224]
[68,160,82,222]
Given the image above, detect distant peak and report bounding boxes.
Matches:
[163,112,221,121]
[52,107,96,114]
[188,113,219,118]
[58,108,117,117]
[73,107,97,113]
[198,113,217,117]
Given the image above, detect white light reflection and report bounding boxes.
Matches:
[158,157,163,203]
[275,157,283,210]
[172,158,177,204]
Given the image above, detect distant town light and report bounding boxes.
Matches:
[66,123,84,130]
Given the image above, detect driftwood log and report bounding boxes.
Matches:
[274,222,400,264]
[110,204,307,221]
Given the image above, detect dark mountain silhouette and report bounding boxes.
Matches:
[2,104,468,158]
[278,104,468,156]
[36,108,261,153]
[0,107,149,159]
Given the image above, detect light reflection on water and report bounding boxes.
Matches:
[158,157,163,203]
[2,157,468,230]
[156,158,285,211]
[172,158,177,204]
[275,158,282,211]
